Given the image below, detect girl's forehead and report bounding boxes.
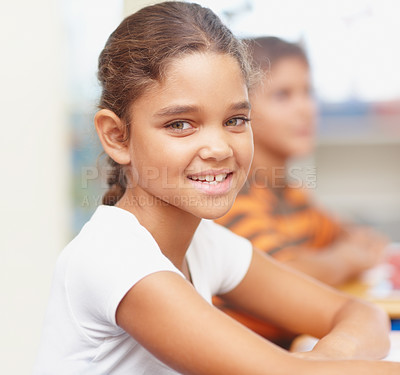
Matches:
[163,52,245,81]
[166,53,246,92]
[129,52,249,117]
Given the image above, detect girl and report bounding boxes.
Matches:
[215,36,388,344]
[33,3,399,374]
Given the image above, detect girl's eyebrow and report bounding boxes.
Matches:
[155,105,199,117]
[230,100,251,112]
[154,101,251,118]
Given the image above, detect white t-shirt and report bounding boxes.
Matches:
[33,205,252,375]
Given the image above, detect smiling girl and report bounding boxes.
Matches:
[33,2,400,374]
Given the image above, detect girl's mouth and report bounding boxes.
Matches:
[187,172,233,195]
[188,172,230,184]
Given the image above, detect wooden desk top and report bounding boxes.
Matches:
[339,253,400,318]
[339,280,400,318]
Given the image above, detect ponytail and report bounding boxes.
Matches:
[102,157,127,205]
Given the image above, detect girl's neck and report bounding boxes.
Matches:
[116,189,200,275]
[250,144,288,190]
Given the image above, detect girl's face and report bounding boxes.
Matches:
[125,52,253,219]
[250,57,316,160]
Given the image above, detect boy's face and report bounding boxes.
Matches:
[124,52,253,219]
[250,57,316,160]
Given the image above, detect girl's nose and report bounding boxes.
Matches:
[198,128,233,162]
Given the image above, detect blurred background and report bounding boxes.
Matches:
[1,0,399,373]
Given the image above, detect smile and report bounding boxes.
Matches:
[188,173,229,184]
[187,171,233,195]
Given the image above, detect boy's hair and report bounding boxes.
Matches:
[244,36,308,72]
[97,1,253,205]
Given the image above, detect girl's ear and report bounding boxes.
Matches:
[94,109,131,165]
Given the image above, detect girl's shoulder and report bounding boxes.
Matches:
[61,205,156,261]
[57,205,179,293]
[56,205,181,326]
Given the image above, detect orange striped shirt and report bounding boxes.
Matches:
[214,183,342,343]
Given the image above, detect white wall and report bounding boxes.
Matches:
[0,1,70,374]
[314,141,400,239]
[124,0,160,15]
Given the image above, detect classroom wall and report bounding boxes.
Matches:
[124,0,159,16]
[0,1,70,374]
[314,142,400,240]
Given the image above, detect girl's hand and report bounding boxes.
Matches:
[290,334,356,361]
[291,351,329,361]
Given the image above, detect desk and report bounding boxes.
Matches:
[386,331,400,362]
[339,272,400,319]
[292,246,400,361]
[339,246,400,319]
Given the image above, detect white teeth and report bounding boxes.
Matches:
[189,173,228,183]
[215,174,225,182]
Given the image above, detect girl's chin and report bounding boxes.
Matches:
[200,212,230,221]
[192,204,233,221]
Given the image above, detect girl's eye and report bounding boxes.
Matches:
[166,121,192,131]
[225,117,250,127]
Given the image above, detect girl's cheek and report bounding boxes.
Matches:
[240,135,254,169]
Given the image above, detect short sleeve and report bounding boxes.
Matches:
[65,206,182,334]
[191,220,253,296]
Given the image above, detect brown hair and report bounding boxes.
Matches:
[244,36,308,72]
[97,1,253,205]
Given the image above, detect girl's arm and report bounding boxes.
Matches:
[116,250,398,374]
[220,249,391,360]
